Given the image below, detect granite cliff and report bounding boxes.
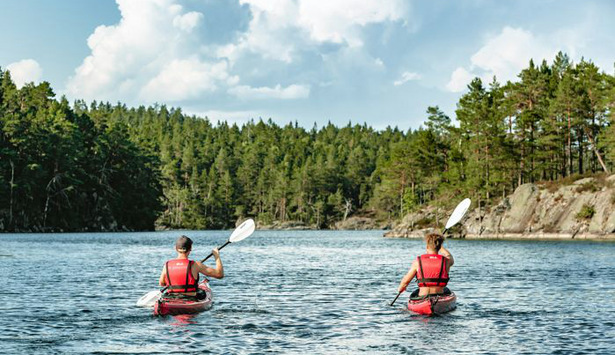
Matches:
[384,175,615,240]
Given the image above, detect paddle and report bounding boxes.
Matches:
[390,198,471,307]
[136,219,256,307]
[199,218,255,262]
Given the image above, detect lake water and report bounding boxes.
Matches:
[1,231,614,354]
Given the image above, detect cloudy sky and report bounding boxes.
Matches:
[1,0,614,129]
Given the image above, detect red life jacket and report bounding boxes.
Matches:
[416,254,449,287]
[165,258,198,293]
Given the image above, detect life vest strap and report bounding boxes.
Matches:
[167,285,198,290]
[416,277,449,284]
[165,261,171,286]
[437,256,445,282]
[185,260,193,291]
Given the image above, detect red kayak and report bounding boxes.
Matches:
[154,282,213,316]
[407,289,456,315]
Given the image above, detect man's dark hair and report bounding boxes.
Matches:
[175,235,193,252]
[425,233,444,252]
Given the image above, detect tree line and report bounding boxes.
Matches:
[1,52,614,232]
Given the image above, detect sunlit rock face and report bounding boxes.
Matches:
[386,175,615,240]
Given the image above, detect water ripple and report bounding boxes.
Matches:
[1,231,614,354]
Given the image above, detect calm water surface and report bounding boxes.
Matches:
[1,231,614,354]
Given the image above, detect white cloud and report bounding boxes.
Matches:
[470,27,555,82]
[173,11,203,32]
[140,59,237,102]
[66,0,410,110]
[223,0,409,63]
[229,84,310,100]
[219,0,301,63]
[446,67,474,93]
[445,26,582,92]
[66,0,228,103]
[6,59,42,88]
[297,0,407,46]
[393,71,420,86]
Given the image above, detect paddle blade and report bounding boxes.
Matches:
[136,290,161,307]
[445,198,471,229]
[229,218,256,243]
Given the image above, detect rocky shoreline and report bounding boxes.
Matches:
[384,229,615,241]
[258,216,389,231]
[384,174,615,241]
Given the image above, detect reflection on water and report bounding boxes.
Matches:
[169,314,199,326]
[1,231,614,354]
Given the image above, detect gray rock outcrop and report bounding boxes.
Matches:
[385,175,615,240]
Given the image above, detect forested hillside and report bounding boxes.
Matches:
[1,52,614,232]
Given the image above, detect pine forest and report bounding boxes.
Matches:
[1,52,614,232]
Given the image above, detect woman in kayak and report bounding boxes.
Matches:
[158,235,224,297]
[397,233,454,297]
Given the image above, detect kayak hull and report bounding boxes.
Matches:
[154,282,213,316]
[407,290,456,315]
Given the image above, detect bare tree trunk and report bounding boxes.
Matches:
[9,160,15,229]
[485,145,490,200]
[591,117,596,173]
[343,199,352,221]
[519,133,525,186]
[530,121,535,183]
[584,126,609,173]
[399,187,404,218]
[44,195,50,228]
[567,109,574,175]
[578,131,584,175]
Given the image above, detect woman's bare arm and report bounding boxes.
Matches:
[398,260,417,293]
[439,247,454,268]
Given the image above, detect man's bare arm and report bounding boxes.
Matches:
[158,265,167,286]
[196,263,224,279]
[196,248,224,279]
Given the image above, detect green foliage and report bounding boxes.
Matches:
[0,69,162,231]
[576,204,596,220]
[1,51,615,231]
[576,181,600,193]
[413,215,435,229]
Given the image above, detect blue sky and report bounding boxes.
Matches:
[1,0,614,130]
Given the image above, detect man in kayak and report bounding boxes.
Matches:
[397,233,454,297]
[158,235,224,297]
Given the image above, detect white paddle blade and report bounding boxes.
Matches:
[445,198,471,229]
[229,218,256,243]
[136,290,161,307]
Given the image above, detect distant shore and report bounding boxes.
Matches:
[4,227,615,241]
[383,230,615,241]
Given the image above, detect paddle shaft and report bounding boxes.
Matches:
[390,291,403,306]
[201,240,231,262]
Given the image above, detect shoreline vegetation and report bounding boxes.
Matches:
[2,52,615,235]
